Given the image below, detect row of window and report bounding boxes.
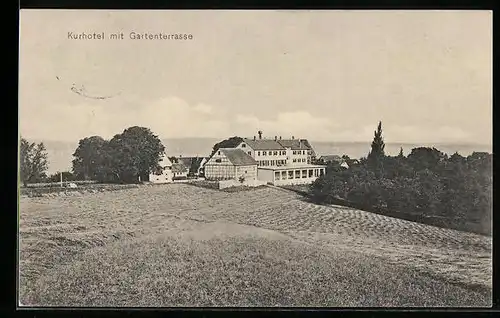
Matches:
[254,150,309,156]
[258,160,287,166]
[256,150,284,156]
[274,169,325,180]
[292,158,307,163]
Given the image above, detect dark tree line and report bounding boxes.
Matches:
[311,121,492,235]
[210,136,243,156]
[71,126,165,183]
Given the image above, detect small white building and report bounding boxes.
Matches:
[172,162,189,179]
[204,148,258,181]
[149,153,173,183]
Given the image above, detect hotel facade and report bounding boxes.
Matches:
[234,135,326,186]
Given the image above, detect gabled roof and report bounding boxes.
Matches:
[242,138,285,150]
[176,157,193,168]
[158,154,173,168]
[220,148,257,166]
[277,139,311,150]
[171,162,189,173]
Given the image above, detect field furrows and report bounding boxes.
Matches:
[20,184,491,289]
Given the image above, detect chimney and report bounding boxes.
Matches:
[275,136,277,141]
[258,130,263,139]
[292,136,295,140]
[253,136,256,141]
[279,136,282,140]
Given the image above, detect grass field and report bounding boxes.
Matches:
[19,184,492,307]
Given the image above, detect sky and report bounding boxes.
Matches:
[19,10,492,145]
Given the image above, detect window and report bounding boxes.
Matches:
[242,144,246,148]
[293,151,296,155]
[215,159,221,163]
[217,151,221,155]
[271,160,275,166]
[293,159,296,163]
[248,151,251,155]
[258,151,261,156]
[263,151,267,156]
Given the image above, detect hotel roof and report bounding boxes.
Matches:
[242,138,314,151]
[242,138,285,150]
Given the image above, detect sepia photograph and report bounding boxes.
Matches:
[18,9,492,307]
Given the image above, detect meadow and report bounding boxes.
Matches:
[19,184,492,307]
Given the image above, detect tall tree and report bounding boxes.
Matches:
[366,121,386,175]
[108,126,165,183]
[20,137,49,186]
[367,121,385,161]
[72,136,108,180]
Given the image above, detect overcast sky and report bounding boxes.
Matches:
[19,10,492,144]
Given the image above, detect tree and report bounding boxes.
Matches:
[367,121,385,161]
[397,147,404,159]
[72,136,108,180]
[20,137,49,186]
[211,136,243,156]
[366,121,386,175]
[449,152,466,165]
[108,126,165,183]
[407,147,446,172]
[189,157,203,176]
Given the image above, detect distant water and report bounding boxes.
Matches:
[37,138,492,175]
[310,142,493,160]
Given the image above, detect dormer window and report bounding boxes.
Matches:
[241,144,246,148]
